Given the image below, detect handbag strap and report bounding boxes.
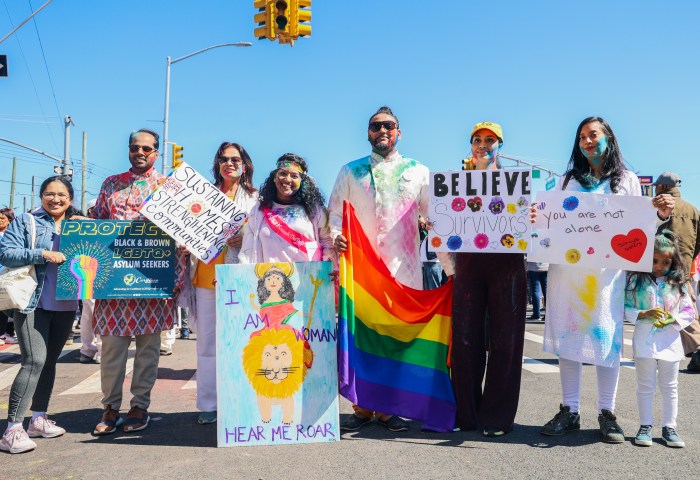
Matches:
[26,213,36,250]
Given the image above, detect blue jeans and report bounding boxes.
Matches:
[527,271,547,318]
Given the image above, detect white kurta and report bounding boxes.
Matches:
[543,170,641,366]
[328,151,429,290]
[624,276,696,362]
[238,201,335,264]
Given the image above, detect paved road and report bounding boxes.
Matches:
[1,319,698,480]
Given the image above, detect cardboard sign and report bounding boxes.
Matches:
[428,169,532,253]
[139,162,248,264]
[528,191,656,271]
[57,220,175,299]
[215,261,339,447]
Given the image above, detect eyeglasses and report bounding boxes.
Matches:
[368,121,397,132]
[129,145,156,154]
[218,156,243,165]
[42,192,70,199]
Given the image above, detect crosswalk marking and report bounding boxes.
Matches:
[183,373,197,390]
[0,343,81,391]
[524,331,636,370]
[522,357,559,373]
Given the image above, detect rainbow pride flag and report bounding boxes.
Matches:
[337,201,456,431]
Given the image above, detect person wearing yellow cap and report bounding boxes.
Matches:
[441,121,528,437]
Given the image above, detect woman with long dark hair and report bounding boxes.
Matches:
[182,142,258,425]
[0,207,17,345]
[540,117,673,444]
[0,176,82,454]
[239,153,335,264]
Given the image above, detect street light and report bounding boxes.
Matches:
[162,42,252,173]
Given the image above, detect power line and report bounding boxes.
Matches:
[29,0,62,122]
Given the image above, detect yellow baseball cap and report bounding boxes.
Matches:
[470,121,504,143]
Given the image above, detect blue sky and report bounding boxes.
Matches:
[1,0,699,212]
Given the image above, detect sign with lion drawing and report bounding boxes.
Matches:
[215,261,339,447]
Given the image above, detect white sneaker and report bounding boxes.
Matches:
[0,426,37,453]
[1,335,17,345]
[27,415,66,438]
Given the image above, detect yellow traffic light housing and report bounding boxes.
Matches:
[290,0,311,38]
[172,144,184,169]
[254,0,275,40]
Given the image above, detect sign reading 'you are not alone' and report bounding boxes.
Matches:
[139,162,249,265]
[528,191,656,271]
[428,169,532,253]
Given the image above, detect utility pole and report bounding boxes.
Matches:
[81,131,87,212]
[9,158,16,209]
[62,115,75,178]
[31,176,36,210]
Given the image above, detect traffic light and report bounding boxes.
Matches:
[274,0,292,43]
[254,0,275,41]
[172,144,184,169]
[290,0,311,38]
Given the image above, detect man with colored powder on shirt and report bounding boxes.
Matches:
[91,128,184,435]
[328,106,430,432]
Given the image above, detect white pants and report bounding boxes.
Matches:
[195,287,217,412]
[160,327,176,351]
[559,357,620,413]
[635,357,680,428]
[79,300,101,359]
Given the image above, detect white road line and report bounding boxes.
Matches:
[182,373,197,390]
[0,344,81,391]
[525,331,635,370]
[522,357,559,373]
[60,357,135,395]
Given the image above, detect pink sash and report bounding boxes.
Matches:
[262,206,322,261]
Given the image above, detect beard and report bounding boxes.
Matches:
[369,135,395,155]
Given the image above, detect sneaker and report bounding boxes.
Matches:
[1,334,18,345]
[123,406,150,432]
[93,406,123,435]
[0,426,37,453]
[661,426,685,448]
[634,425,653,446]
[483,428,506,437]
[179,328,190,340]
[340,414,372,431]
[65,337,74,345]
[79,354,97,364]
[94,355,101,364]
[159,348,172,356]
[598,409,625,443]
[378,415,409,432]
[27,415,66,438]
[541,404,580,435]
[198,411,217,425]
[686,351,700,373]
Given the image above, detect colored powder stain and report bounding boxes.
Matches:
[575,275,598,323]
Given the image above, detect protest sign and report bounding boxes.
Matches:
[528,191,656,271]
[428,169,532,253]
[139,162,248,264]
[57,220,175,300]
[215,261,339,447]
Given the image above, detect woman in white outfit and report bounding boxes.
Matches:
[182,142,257,425]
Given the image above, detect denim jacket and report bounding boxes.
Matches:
[0,209,57,313]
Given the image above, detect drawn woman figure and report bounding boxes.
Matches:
[249,262,300,330]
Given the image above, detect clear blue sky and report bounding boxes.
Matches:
[1,0,699,212]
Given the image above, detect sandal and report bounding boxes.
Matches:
[93,406,123,435]
[123,406,150,432]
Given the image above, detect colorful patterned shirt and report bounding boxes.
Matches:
[93,167,184,336]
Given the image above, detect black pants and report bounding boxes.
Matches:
[451,253,526,432]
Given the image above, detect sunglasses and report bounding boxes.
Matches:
[129,145,156,154]
[218,156,243,165]
[368,121,397,132]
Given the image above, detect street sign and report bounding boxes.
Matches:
[545,176,556,190]
[0,55,7,77]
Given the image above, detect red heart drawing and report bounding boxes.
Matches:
[611,228,647,263]
[587,247,594,254]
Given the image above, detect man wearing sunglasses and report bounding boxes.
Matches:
[90,129,183,435]
[329,106,430,433]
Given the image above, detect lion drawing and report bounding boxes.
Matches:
[242,328,312,425]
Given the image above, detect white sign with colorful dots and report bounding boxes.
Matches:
[428,169,532,253]
[528,191,656,271]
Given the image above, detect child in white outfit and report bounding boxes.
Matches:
[625,230,696,448]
